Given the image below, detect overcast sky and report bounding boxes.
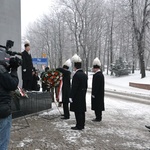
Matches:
[21,0,55,36]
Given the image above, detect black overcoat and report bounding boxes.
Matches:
[32,74,40,91]
[22,50,33,80]
[0,65,19,118]
[56,68,71,103]
[91,71,105,111]
[70,69,88,112]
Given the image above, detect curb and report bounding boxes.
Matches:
[87,88,150,105]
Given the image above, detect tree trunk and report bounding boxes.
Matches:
[138,42,146,78]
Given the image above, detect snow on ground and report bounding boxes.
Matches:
[88,70,150,97]
[39,92,150,149]
[10,70,150,149]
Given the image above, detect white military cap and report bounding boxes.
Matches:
[63,59,71,67]
[24,39,30,45]
[93,57,101,68]
[71,54,82,62]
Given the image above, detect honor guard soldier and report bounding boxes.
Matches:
[70,54,88,130]
[91,57,105,122]
[56,59,71,119]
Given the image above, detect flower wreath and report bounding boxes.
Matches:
[41,69,62,88]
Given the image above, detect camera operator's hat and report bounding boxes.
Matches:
[24,39,30,47]
[93,57,101,68]
[71,54,82,68]
[63,59,71,69]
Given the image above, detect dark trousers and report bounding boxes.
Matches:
[75,112,85,129]
[95,110,102,120]
[22,80,32,91]
[63,102,70,118]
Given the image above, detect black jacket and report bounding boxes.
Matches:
[70,69,88,112]
[56,68,71,103]
[32,74,40,91]
[0,65,19,118]
[22,50,33,80]
[91,71,105,111]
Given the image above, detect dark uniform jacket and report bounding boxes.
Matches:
[70,69,88,112]
[0,65,19,118]
[91,71,105,111]
[22,50,33,80]
[56,68,71,103]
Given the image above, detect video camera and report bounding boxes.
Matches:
[0,40,22,69]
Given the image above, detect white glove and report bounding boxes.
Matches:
[23,69,26,72]
[69,98,73,103]
[92,95,95,98]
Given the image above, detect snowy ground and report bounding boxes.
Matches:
[9,70,150,150]
[10,92,150,150]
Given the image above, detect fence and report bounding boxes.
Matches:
[12,91,52,118]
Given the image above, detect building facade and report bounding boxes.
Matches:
[0,0,21,52]
[0,0,21,85]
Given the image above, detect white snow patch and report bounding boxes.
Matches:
[82,137,96,144]
[39,108,61,116]
[16,137,33,148]
[16,142,25,148]
[121,142,149,150]
[53,121,81,143]
[50,143,58,149]
[79,147,95,150]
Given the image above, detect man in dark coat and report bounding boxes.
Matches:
[56,59,71,119]
[32,67,40,91]
[22,41,33,91]
[70,55,88,130]
[91,57,105,122]
[0,49,19,149]
[41,67,49,92]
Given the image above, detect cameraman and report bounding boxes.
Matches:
[0,54,19,150]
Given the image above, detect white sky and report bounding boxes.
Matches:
[21,0,55,36]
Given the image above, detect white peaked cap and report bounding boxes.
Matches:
[93,57,101,67]
[24,39,30,45]
[63,59,71,67]
[71,54,82,62]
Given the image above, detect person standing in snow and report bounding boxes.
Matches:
[91,57,105,122]
[70,54,88,130]
[56,59,71,119]
[41,67,49,92]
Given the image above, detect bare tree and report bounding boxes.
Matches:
[129,0,150,78]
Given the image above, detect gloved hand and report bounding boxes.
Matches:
[92,95,95,98]
[69,98,73,103]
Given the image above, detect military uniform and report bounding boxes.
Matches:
[91,57,105,121]
[70,54,88,130]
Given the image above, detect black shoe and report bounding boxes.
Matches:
[92,118,101,122]
[61,114,64,116]
[71,126,82,130]
[145,125,150,130]
[61,117,69,120]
